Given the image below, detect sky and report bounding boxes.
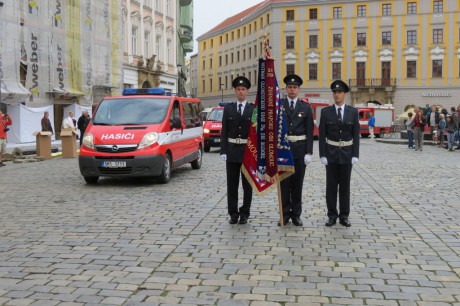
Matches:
[192,0,265,54]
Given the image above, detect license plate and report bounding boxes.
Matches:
[102,161,126,168]
[214,138,220,143]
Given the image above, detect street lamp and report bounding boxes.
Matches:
[220,83,224,103]
[177,64,182,96]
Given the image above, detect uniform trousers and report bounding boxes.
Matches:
[226,161,252,218]
[326,163,352,220]
[280,158,306,219]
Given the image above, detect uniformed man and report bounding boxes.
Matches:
[318,80,360,227]
[220,76,254,225]
[279,74,314,226]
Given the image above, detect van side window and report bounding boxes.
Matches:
[359,111,364,120]
[170,100,181,128]
[182,101,202,128]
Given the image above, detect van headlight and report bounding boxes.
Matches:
[83,133,94,149]
[203,128,210,133]
[139,132,159,149]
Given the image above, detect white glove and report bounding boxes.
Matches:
[320,157,328,165]
[220,154,227,161]
[304,154,312,165]
[351,157,359,165]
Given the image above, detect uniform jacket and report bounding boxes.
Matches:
[220,101,254,163]
[0,115,12,139]
[281,98,314,159]
[41,117,54,133]
[319,105,360,164]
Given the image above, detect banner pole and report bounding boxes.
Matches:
[276,180,284,227]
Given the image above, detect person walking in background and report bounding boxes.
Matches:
[77,111,90,147]
[368,112,375,140]
[428,105,439,145]
[220,76,254,225]
[62,111,76,130]
[446,114,456,151]
[41,111,54,134]
[406,112,414,149]
[0,111,13,167]
[319,80,360,228]
[279,74,314,227]
[438,113,446,149]
[413,108,426,151]
[452,106,460,149]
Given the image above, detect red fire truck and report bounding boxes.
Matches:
[355,103,394,138]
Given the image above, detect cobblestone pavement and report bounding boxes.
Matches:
[0,140,459,306]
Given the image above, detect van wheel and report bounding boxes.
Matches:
[204,145,210,152]
[191,146,203,169]
[158,153,171,184]
[84,176,99,184]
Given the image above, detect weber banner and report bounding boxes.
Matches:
[0,1,30,105]
[242,58,294,194]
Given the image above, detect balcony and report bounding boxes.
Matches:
[349,78,396,88]
[180,0,192,6]
[180,25,193,43]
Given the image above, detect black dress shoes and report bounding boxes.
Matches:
[229,216,239,224]
[277,217,290,226]
[325,218,337,226]
[239,216,248,224]
[339,218,351,227]
[291,216,303,226]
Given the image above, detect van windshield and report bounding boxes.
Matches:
[207,108,224,122]
[92,98,170,125]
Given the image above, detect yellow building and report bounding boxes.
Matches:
[197,0,460,114]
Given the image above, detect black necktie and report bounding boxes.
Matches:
[290,100,294,110]
[337,107,342,122]
[238,103,242,116]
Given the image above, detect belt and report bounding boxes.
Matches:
[228,137,248,144]
[287,135,307,142]
[326,139,353,147]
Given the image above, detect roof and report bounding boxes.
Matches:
[199,0,293,39]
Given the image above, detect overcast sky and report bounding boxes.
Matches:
[192,0,264,54]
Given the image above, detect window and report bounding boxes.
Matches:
[210,78,212,91]
[309,63,317,80]
[432,60,442,77]
[144,31,150,57]
[309,8,317,20]
[407,61,416,78]
[225,54,228,65]
[243,49,246,60]
[309,35,318,48]
[219,56,222,66]
[166,0,171,16]
[333,7,342,19]
[144,0,150,7]
[231,53,234,64]
[202,60,205,70]
[382,3,391,16]
[249,47,252,59]
[156,35,161,59]
[407,30,417,44]
[382,31,391,45]
[155,0,161,12]
[333,34,342,48]
[357,5,366,17]
[254,44,257,57]
[237,51,240,61]
[286,36,295,49]
[433,1,443,13]
[132,27,138,55]
[433,29,443,43]
[357,33,366,46]
[166,39,171,64]
[407,2,417,14]
[286,64,295,75]
[332,63,341,79]
[202,80,205,92]
[209,58,212,69]
[286,10,294,21]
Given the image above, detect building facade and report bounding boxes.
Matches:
[197,0,460,114]
[122,0,193,96]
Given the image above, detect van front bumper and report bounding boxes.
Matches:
[79,155,164,177]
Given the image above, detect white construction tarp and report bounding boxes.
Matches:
[7,104,55,144]
[0,1,30,105]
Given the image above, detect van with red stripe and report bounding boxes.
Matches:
[78,88,203,184]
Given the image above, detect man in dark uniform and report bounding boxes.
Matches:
[220,76,254,225]
[319,80,360,227]
[279,74,314,226]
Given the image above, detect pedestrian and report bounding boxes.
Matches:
[438,113,446,149]
[62,111,76,130]
[368,112,375,140]
[413,107,426,151]
[319,80,360,228]
[406,112,414,149]
[77,111,90,147]
[0,111,13,167]
[452,106,460,149]
[446,113,456,151]
[428,105,439,145]
[41,111,54,134]
[220,76,254,225]
[278,74,314,227]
